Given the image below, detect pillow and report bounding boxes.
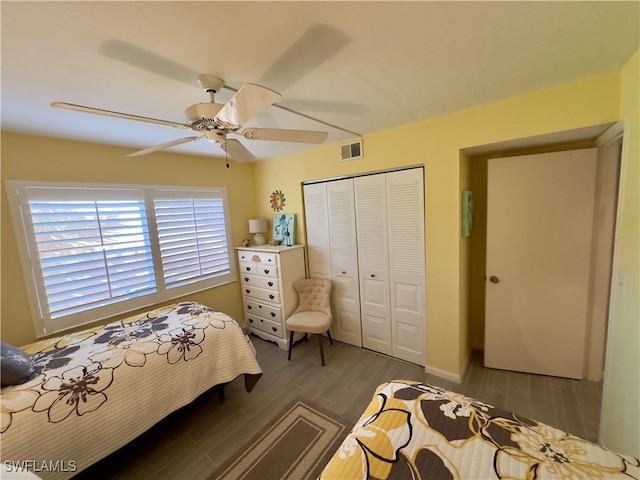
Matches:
[1,342,33,387]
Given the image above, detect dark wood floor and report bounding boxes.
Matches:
[75,335,603,479]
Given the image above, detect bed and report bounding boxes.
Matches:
[0,301,262,480]
[320,380,639,480]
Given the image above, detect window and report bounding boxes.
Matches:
[6,181,236,337]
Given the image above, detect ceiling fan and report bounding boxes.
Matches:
[51,75,328,163]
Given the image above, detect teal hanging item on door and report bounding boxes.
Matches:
[462,191,473,237]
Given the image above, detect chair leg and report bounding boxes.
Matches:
[288,330,294,361]
[318,334,325,366]
[327,329,333,345]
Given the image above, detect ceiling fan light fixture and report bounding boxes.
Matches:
[206,130,226,143]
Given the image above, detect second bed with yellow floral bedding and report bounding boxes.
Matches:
[320,380,639,480]
[0,302,262,479]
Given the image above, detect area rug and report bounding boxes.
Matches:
[211,400,350,480]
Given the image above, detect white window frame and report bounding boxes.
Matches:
[6,181,237,337]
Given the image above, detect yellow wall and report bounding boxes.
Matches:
[0,71,627,382]
[600,49,640,458]
[1,133,257,346]
[253,72,621,377]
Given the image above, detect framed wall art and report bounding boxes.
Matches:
[273,213,295,246]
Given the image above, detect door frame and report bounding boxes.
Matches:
[467,122,624,380]
[586,121,624,381]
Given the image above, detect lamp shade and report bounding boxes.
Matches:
[248,219,268,234]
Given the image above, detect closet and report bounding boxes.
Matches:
[303,167,425,365]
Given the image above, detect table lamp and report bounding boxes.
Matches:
[248,219,268,246]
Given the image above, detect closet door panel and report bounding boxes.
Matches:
[303,183,331,278]
[387,168,425,365]
[355,174,392,355]
[327,179,362,347]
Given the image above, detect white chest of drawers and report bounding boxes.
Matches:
[236,245,306,350]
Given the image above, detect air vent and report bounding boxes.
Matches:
[340,139,363,161]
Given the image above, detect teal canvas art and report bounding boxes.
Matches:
[273,214,295,246]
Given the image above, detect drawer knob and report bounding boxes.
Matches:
[246,266,251,271]
[342,271,346,274]
[258,305,263,309]
[244,277,249,282]
[249,319,253,323]
[269,294,275,300]
[264,269,270,274]
[268,281,274,286]
[245,289,251,294]
[260,319,264,323]
[270,312,276,317]
[272,326,278,332]
[371,274,375,278]
[247,305,252,310]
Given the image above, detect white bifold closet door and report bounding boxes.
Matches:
[354,169,426,363]
[303,168,425,364]
[327,179,362,346]
[355,174,392,355]
[386,169,425,364]
[303,179,362,347]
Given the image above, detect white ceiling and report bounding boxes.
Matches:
[2,1,638,162]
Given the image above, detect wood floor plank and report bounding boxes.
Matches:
[72,337,603,479]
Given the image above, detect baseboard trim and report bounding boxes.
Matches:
[424,365,462,384]
[424,350,475,385]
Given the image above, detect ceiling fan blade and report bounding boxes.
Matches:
[242,128,328,144]
[215,84,281,129]
[219,139,256,163]
[126,135,205,157]
[51,102,191,130]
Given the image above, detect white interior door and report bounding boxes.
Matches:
[485,149,597,379]
[355,173,392,355]
[327,179,362,347]
[303,183,332,279]
[387,169,425,365]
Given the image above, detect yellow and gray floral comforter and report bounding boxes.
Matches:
[321,380,639,480]
[0,302,262,479]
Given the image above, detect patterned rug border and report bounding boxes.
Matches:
[210,400,351,480]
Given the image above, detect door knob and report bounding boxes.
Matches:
[489,275,500,284]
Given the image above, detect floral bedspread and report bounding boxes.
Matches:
[0,302,262,479]
[321,380,639,480]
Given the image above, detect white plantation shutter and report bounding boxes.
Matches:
[7,182,235,337]
[152,192,232,289]
[29,195,156,319]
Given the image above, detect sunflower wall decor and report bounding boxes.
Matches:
[270,189,286,212]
